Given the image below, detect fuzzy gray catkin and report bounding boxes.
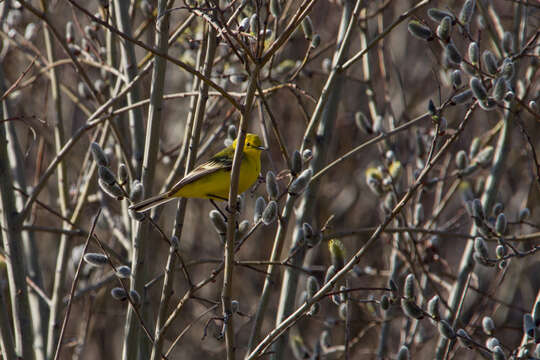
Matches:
[470,77,487,100]
[98,165,116,186]
[91,142,108,166]
[302,149,312,161]
[238,17,250,32]
[117,163,128,184]
[355,111,372,134]
[254,196,266,223]
[437,17,452,41]
[492,346,506,360]
[530,101,538,113]
[413,203,424,225]
[228,300,239,315]
[306,276,319,298]
[452,90,473,104]
[98,179,124,199]
[495,213,507,234]
[227,125,237,141]
[446,42,462,64]
[338,303,347,319]
[249,14,259,34]
[457,329,474,348]
[237,220,250,239]
[310,34,321,49]
[209,210,227,235]
[504,90,515,102]
[501,58,515,80]
[408,21,433,40]
[428,295,440,323]
[301,16,313,40]
[111,287,128,301]
[78,82,91,99]
[469,138,481,158]
[270,0,280,18]
[468,42,479,64]
[24,23,37,40]
[262,200,278,225]
[396,345,410,360]
[116,265,131,278]
[129,290,141,306]
[84,25,98,41]
[401,299,424,319]
[303,223,321,247]
[483,316,495,335]
[324,265,337,285]
[502,31,514,54]
[302,223,313,242]
[94,79,106,94]
[474,237,489,258]
[461,61,476,76]
[428,8,454,22]
[266,171,279,199]
[404,273,415,299]
[519,208,531,222]
[482,50,498,75]
[450,69,462,87]
[495,244,507,259]
[486,337,500,351]
[291,150,303,175]
[289,169,312,195]
[456,150,468,170]
[492,77,506,101]
[459,0,475,25]
[83,253,108,267]
[320,330,331,348]
[66,21,75,43]
[438,320,456,339]
[474,146,494,165]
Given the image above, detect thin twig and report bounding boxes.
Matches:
[0,56,36,102]
[53,209,101,360]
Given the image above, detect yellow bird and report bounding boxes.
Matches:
[130,133,265,212]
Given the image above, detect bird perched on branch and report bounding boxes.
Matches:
[130,133,265,213]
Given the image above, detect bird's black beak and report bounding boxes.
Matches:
[256,145,267,150]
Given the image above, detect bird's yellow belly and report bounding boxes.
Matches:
[175,158,259,200]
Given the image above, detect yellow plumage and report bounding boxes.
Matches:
[130,133,264,212]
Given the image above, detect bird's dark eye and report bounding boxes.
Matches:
[247,143,251,146]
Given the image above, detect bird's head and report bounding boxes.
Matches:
[232,133,266,153]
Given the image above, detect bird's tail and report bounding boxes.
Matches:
[129,192,176,213]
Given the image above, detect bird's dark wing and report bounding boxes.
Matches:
[130,151,235,212]
[166,151,234,195]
